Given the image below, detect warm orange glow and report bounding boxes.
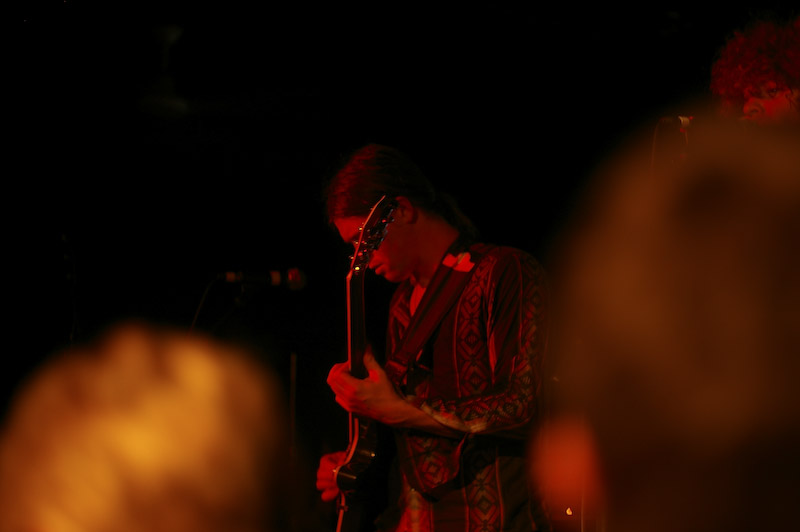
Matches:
[530,416,604,515]
[0,323,288,532]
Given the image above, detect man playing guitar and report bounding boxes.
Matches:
[316,144,552,532]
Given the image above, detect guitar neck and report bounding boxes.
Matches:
[346,270,367,379]
[336,195,396,532]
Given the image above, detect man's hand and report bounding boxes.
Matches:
[315,450,346,502]
[327,349,462,436]
[327,351,405,424]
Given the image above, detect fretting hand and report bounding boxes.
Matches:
[326,350,406,425]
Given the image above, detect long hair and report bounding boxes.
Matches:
[324,144,479,240]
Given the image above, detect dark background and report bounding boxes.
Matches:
[12,1,798,526]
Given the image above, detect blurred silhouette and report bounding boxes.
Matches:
[0,322,300,532]
[533,111,800,532]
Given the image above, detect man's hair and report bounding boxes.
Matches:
[710,14,800,115]
[324,143,479,240]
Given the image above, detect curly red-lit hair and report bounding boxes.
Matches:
[710,15,800,116]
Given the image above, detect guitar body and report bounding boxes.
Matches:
[333,196,397,532]
[335,418,395,532]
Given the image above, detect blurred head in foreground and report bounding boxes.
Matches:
[532,113,800,532]
[0,322,290,532]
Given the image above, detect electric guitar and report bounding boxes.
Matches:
[333,195,397,532]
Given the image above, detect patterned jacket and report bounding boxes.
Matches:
[379,243,551,532]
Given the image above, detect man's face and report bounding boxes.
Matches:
[334,213,416,284]
[741,81,800,124]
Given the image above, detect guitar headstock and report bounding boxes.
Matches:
[349,195,397,275]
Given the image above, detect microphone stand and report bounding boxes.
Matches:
[650,116,692,177]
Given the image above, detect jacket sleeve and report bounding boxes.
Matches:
[407,248,549,438]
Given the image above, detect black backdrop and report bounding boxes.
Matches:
[11,2,798,524]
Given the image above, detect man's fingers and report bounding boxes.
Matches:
[321,488,339,502]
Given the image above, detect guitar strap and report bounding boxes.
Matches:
[384,239,486,386]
